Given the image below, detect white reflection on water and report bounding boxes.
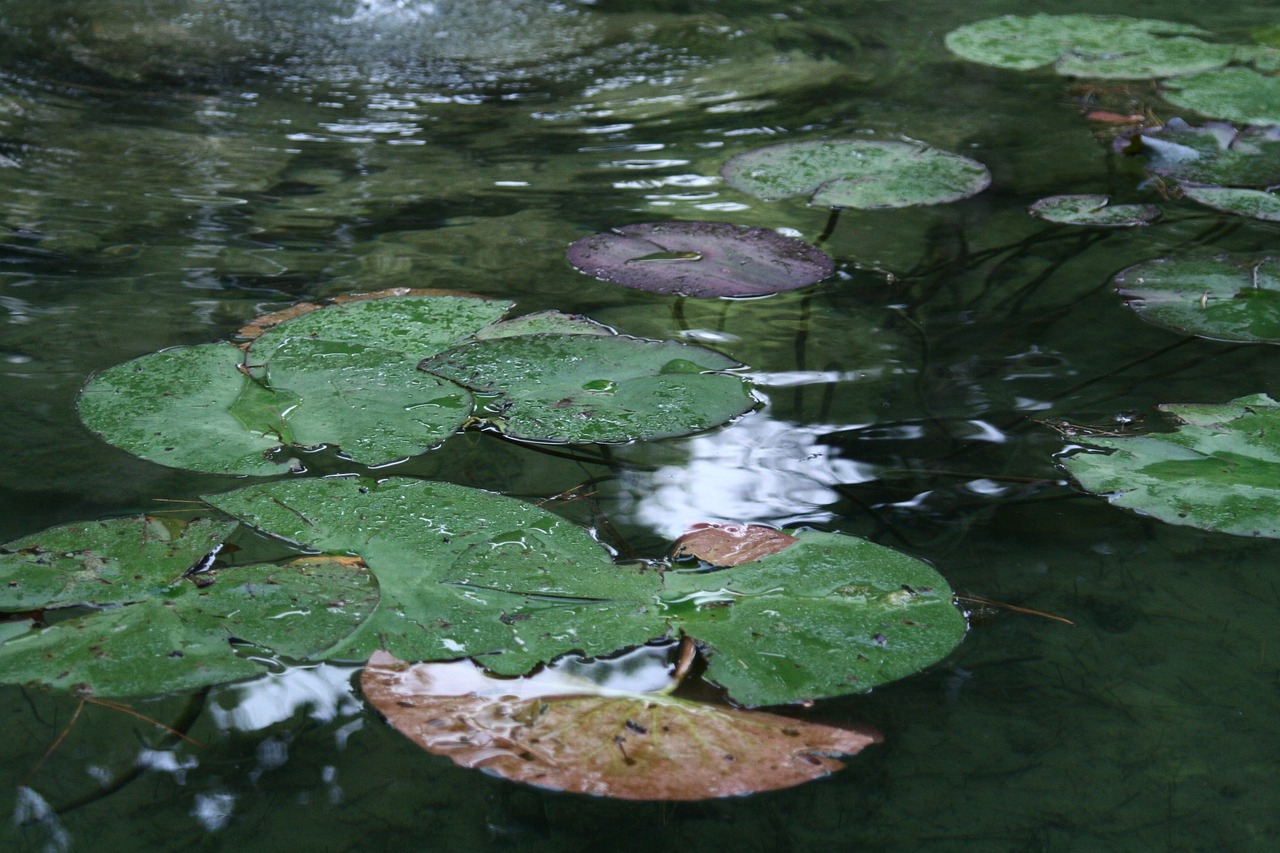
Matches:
[622,411,877,539]
[209,664,363,734]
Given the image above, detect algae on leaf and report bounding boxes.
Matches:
[721,139,990,210]
[1028,194,1160,226]
[1062,394,1280,539]
[945,15,1233,79]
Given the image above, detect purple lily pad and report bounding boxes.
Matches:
[566,221,834,298]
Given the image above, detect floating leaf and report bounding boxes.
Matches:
[1062,393,1280,539]
[203,476,630,669]
[945,15,1232,79]
[1162,68,1280,126]
[422,335,757,443]
[670,522,798,566]
[1180,186,1280,221]
[566,221,834,298]
[209,478,967,706]
[1028,194,1161,226]
[473,310,615,340]
[1118,120,1280,188]
[453,527,966,706]
[361,650,882,801]
[77,343,291,476]
[0,515,379,696]
[721,139,991,209]
[1114,255,1280,343]
[0,516,236,610]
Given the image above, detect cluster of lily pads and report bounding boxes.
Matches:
[942,14,1280,541]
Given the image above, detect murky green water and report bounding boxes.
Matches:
[2,1,1279,849]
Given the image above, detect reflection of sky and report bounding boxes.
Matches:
[622,408,877,539]
[209,664,364,734]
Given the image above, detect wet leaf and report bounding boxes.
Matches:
[945,15,1232,79]
[1162,68,1280,126]
[361,651,882,801]
[209,478,967,706]
[1119,120,1280,188]
[1062,393,1280,539]
[721,139,990,209]
[203,477,630,668]
[1114,255,1280,343]
[1181,186,1280,221]
[671,522,799,566]
[0,516,236,610]
[1028,194,1161,226]
[0,513,379,696]
[421,335,757,443]
[473,310,615,340]
[77,343,290,476]
[566,221,834,297]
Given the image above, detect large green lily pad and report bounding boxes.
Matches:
[1028,194,1161,226]
[362,651,882,800]
[1162,68,1280,126]
[1114,255,1280,343]
[208,478,966,707]
[945,15,1233,79]
[720,140,991,210]
[421,335,757,443]
[565,221,834,298]
[1118,120,1280,188]
[1062,393,1280,539]
[0,516,379,696]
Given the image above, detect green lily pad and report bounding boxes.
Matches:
[720,140,991,210]
[0,515,237,610]
[208,478,967,706]
[1181,186,1280,221]
[0,516,379,696]
[565,221,835,298]
[945,15,1232,79]
[362,651,882,800]
[203,476,628,667]
[473,310,615,340]
[1117,120,1280,188]
[421,335,757,443]
[1162,68,1280,126]
[1028,194,1161,226]
[77,343,291,476]
[1062,393,1280,539]
[1114,255,1280,343]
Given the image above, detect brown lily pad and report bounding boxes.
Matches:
[361,651,882,801]
[670,522,799,567]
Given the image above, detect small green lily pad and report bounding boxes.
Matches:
[1181,186,1280,221]
[1162,68,1280,126]
[1028,194,1161,226]
[945,15,1233,79]
[1062,393,1280,539]
[720,140,991,210]
[1114,255,1280,343]
[421,335,757,443]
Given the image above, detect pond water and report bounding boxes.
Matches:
[2,0,1279,850]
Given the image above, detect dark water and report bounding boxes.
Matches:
[2,1,1279,850]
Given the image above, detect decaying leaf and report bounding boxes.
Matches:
[670,522,799,567]
[361,651,882,800]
